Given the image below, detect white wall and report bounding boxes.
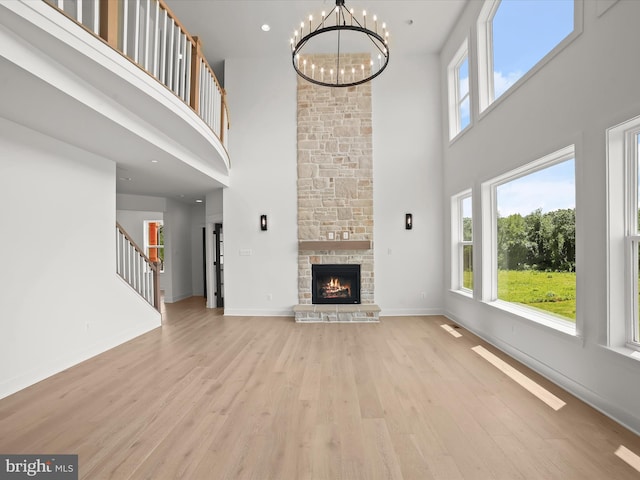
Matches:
[224,53,444,316]
[117,194,167,213]
[206,189,223,224]
[223,55,299,315]
[0,118,160,400]
[373,54,444,315]
[164,199,194,302]
[440,0,640,434]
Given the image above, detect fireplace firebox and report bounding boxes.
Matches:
[312,264,361,304]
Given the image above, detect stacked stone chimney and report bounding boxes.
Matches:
[295,53,379,322]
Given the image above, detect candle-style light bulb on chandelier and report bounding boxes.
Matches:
[291,0,390,87]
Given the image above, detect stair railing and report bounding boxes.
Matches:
[116,222,161,311]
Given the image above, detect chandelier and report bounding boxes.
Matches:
[290,0,390,88]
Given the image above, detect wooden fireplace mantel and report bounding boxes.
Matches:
[298,240,372,251]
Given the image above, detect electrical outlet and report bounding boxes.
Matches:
[328,232,335,240]
[420,292,426,299]
[267,294,273,301]
[342,231,349,240]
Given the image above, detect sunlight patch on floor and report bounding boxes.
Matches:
[472,345,566,411]
[615,445,640,472]
[440,324,462,338]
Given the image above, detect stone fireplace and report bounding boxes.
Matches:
[294,53,380,322]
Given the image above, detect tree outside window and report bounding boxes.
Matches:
[495,157,575,321]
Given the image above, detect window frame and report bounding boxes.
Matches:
[447,39,471,140]
[144,219,165,273]
[476,0,582,115]
[607,115,640,352]
[451,189,473,295]
[481,145,577,335]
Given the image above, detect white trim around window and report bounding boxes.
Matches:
[607,115,640,353]
[481,145,577,336]
[447,39,471,140]
[451,189,473,296]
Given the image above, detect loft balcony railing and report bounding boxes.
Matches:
[43,0,229,152]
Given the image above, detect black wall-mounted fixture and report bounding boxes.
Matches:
[405,213,413,230]
[260,214,268,231]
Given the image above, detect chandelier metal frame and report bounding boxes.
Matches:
[291,0,390,88]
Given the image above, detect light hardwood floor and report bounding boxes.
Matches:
[1,297,639,479]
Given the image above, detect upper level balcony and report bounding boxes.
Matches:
[0,0,230,198]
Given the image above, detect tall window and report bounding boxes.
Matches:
[634,134,640,345]
[607,116,640,351]
[448,40,471,139]
[452,190,473,293]
[144,220,164,272]
[477,0,576,111]
[482,146,576,332]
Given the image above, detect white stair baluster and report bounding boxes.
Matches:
[152,0,159,77]
[122,0,129,56]
[133,0,140,63]
[167,20,174,90]
[143,0,150,70]
[160,9,167,84]
[94,0,99,34]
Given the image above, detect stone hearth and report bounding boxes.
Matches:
[293,304,381,323]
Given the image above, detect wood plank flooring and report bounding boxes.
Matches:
[1,296,639,479]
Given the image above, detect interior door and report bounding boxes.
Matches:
[202,227,207,300]
[214,223,224,308]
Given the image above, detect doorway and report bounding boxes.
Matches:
[214,223,224,307]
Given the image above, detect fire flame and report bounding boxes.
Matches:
[322,277,351,298]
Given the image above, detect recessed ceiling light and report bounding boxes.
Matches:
[195,199,203,203]
[151,160,159,163]
[119,177,132,181]
[261,24,270,32]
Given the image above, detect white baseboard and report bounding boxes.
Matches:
[380,307,444,317]
[223,308,294,317]
[163,292,192,303]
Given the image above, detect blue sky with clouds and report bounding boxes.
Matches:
[457,1,577,217]
[492,0,573,98]
[457,0,573,122]
[497,159,575,217]
[491,1,575,216]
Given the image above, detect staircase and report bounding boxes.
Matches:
[116,223,161,312]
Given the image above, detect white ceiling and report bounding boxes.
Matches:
[2,1,468,205]
[167,0,468,84]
